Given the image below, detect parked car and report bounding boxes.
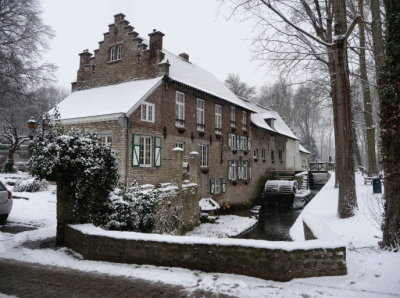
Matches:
[0,181,13,223]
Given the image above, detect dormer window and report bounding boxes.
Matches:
[265,118,276,129]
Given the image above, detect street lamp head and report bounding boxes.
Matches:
[28,117,37,129]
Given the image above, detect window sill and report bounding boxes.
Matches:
[108,60,121,64]
[141,119,155,123]
[139,166,156,169]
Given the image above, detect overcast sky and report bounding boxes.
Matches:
[40,0,276,92]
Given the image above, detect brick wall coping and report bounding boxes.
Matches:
[68,224,345,251]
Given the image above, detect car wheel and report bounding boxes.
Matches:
[0,214,8,224]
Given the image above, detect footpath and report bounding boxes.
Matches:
[0,258,236,298]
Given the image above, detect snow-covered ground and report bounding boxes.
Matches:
[0,172,399,297]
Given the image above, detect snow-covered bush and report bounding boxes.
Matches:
[28,111,120,224]
[13,177,49,192]
[98,182,160,233]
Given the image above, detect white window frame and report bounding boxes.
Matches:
[231,134,237,150]
[140,136,152,167]
[215,104,222,133]
[230,106,236,127]
[110,47,115,62]
[253,149,258,159]
[242,111,247,131]
[117,45,122,60]
[175,141,186,155]
[200,144,208,167]
[243,161,248,180]
[175,91,185,127]
[232,160,237,180]
[197,99,205,131]
[215,179,221,194]
[141,102,155,123]
[243,136,247,150]
[100,136,112,145]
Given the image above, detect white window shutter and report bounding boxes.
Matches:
[228,160,232,180]
[154,137,161,167]
[132,134,141,167]
[210,179,215,194]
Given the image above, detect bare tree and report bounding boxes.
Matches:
[379,0,400,249]
[225,73,257,100]
[0,85,69,162]
[221,0,359,217]
[0,0,57,101]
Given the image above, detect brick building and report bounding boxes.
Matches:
[55,13,309,207]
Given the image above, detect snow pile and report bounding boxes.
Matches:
[186,215,257,238]
[199,198,220,212]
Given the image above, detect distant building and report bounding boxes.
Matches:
[54,13,309,207]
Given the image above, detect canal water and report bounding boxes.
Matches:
[233,173,330,241]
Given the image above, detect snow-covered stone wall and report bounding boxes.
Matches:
[65,222,347,282]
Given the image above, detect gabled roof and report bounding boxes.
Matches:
[53,77,162,122]
[238,99,299,140]
[299,144,311,154]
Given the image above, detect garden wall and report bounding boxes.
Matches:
[65,219,346,282]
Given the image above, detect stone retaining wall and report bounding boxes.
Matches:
[65,221,346,281]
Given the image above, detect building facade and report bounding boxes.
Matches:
[57,13,308,208]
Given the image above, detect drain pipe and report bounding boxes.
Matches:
[125,114,130,186]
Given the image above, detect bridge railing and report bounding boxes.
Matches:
[309,162,335,172]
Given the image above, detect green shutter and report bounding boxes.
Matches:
[154,137,161,167]
[132,134,141,167]
[210,179,215,194]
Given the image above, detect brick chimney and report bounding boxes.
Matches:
[79,49,92,70]
[179,53,189,61]
[148,29,165,55]
[114,13,125,23]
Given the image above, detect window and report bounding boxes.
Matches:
[265,118,275,129]
[175,141,186,155]
[232,160,237,180]
[200,144,208,167]
[243,136,247,150]
[261,149,266,160]
[197,99,205,131]
[230,106,236,127]
[215,104,222,134]
[279,150,283,163]
[238,160,244,180]
[109,45,122,62]
[141,102,155,123]
[253,149,258,159]
[271,150,275,163]
[175,92,185,127]
[117,45,121,60]
[243,161,248,179]
[140,136,152,166]
[210,178,221,194]
[242,111,247,131]
[231,134,236,149]
[100,136,112,145]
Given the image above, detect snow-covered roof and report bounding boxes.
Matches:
[53,77,162,121]
[299,144,311,154]
[239,99,299,140]
[160,47,254,112]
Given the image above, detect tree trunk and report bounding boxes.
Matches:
[358,0,379,176]
[334,0,358,218]
[379,0,400,249]
[56,179,75,245]
[370,0,384,75]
